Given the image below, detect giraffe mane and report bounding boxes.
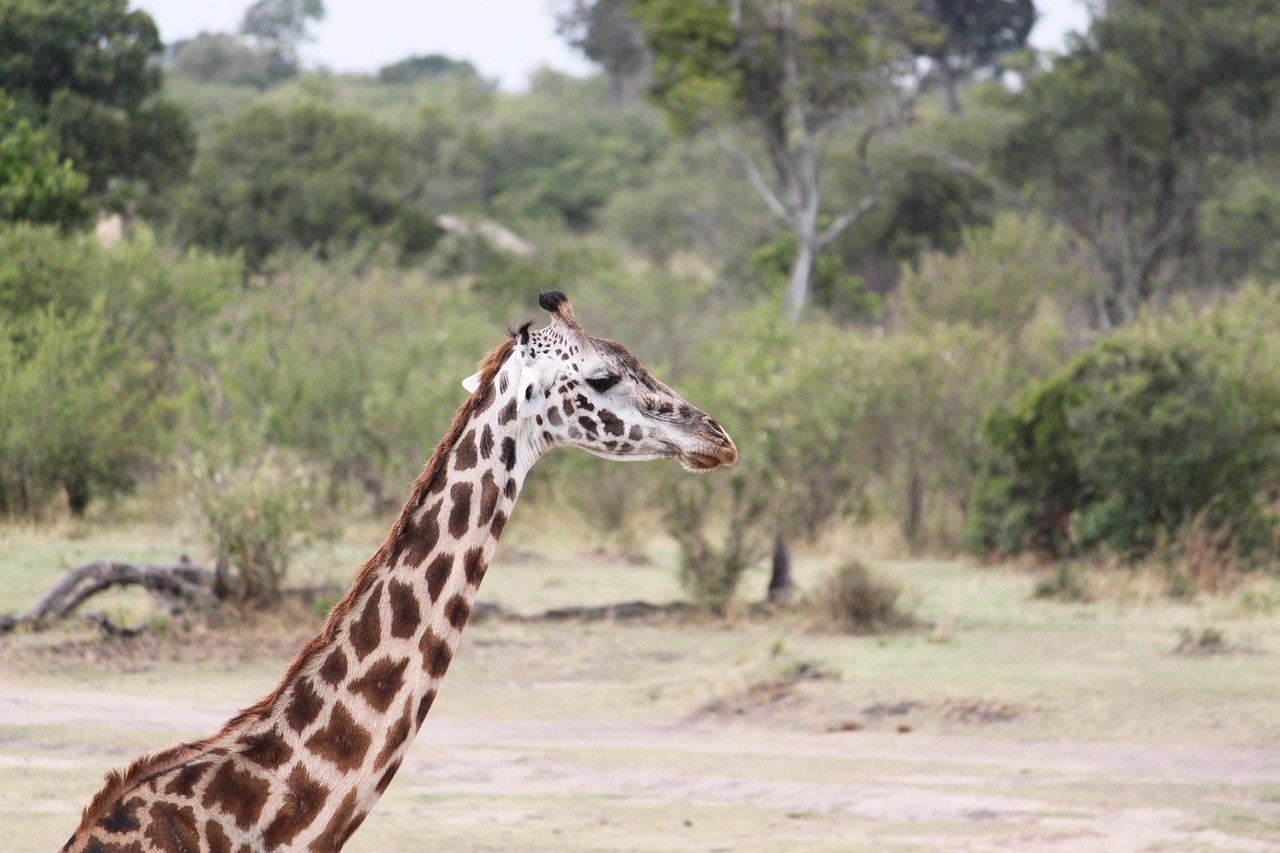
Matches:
[71,337,518,838]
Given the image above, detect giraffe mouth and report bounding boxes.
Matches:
[678,441,738,473]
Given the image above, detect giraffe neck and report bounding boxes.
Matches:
[65,344,547,852]
[244,348,541,847]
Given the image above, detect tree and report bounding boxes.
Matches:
[238,0,325,83]
[0,226,237,517]
[170,32,279,89]
[626,0,924,324]
[0,95,89,228]
[916,0,1035,113]
[0,0,195,205]
[556,0,649,104]
[175,101,437,268]
[377,54,480,85]
[1002,0,1280,327]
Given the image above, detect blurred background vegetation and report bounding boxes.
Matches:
[4,0,1280,611]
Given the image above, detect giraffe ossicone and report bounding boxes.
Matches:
[63,291,736,853]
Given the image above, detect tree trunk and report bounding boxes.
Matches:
[784,235,815,325]
[767,532,794,605]
[904,463,924,552]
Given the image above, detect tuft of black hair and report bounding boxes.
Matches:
[538,290,569,313]
[509,320,534,344]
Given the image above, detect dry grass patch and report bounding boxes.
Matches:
[810,558,915,634]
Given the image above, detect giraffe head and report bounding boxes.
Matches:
[463,291,737,472]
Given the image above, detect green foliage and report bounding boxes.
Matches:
[969,291,1280,560]
[376,54,479,85]
[0,304,158,516]
[0,0,195,204]
[901,212,1093,332]
[1001,0,1280,321]
[204,252,493,507]
[477,108,668,230]
[181,449,332,606]
[0,95,89,228]
[175,100,437,268]
[0,226,237,517]
[814,558,913,633]
[556,0,648,102]
[170,32,286,90]
[665,476,765,615]
[749,230,878,320]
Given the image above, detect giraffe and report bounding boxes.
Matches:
[62,290,737,853]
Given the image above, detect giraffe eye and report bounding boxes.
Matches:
[585,374,619,393]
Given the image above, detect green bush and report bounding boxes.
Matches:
[181,449,333,607]
[665,477,765,615]
[0,226,236,516]
[968,291,1280,560]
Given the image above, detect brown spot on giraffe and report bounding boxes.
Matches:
[347,656,409,714]
[478,471,499,524]
[448,482,473,538]
[375,758,403,794]
[491,510,508,538]
[480,424,494,458]
[497,398,517,425]
[202,762,270,830]
[462,547,486,585]
[419,628,453,678]
[425,553,452,601]
[443,593,471,630]
[285,678,324,733]
[500,437,517,471]
[415,689,437,727]
[240,728,293,770]
[305,703,373,774]
[375,701,413,768]
[319,647,348,686]
[387,579,421,639]
[390,503,439,567]
[144,802,201,852]
[313,791,358,853]
[163,761,211,798]
[205,820,231,853]
[453,428,478,470]
[629,423,643,441]
[598,409,625,436]
[262,764,329,848]
[99,797,144,835]
[349,582,383,661]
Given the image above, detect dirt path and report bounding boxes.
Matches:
[4,682,1279,851]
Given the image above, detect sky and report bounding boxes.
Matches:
[134,0,1093,92]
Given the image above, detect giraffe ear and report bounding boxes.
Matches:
[516,369,548,418]
[461,372,482,393]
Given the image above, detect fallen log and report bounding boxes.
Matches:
[0,560,215,635]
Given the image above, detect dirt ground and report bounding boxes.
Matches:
[4,529,1279,852]
[4,678,1279,852]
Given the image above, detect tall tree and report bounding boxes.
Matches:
[626,0,924,324]
[238,0,325,83]
[0,95,89,229]
[556,0,649,104]
[1003,0,1280,327]
[0,0,194,207]
[917,0,1036,112]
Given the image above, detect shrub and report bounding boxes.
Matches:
[182,450,333,607]
[665,477,765,615]
[968,291,1280,561]
[814,558,913,634]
